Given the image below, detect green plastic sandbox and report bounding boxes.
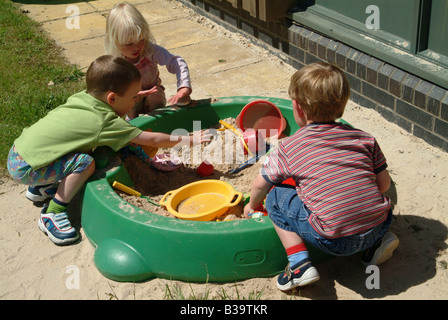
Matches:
[81,96,332,283]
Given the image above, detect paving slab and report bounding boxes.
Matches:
[62,36,106,69]
[170,38,262,79]
[16,0,293,100]
[150,18,219,50]
[41,11,106,45]
[134,0,186,24]
[192,60,291,98]
[87,0,152,12]
[20,1,96,23]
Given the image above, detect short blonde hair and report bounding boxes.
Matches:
[105,3,155,59]
[289,62,350,122]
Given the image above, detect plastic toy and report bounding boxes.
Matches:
[160,180,242,221]
[196,160,214,176]
[82,96,333,282]
[151,153,182,172]
[112,181,160,207]
[236,100,286,139]
[219,119,256,155]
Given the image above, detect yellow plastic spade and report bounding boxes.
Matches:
[219,120,253,156]
[112,181,160,206]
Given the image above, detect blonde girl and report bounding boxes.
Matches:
[105,3,193,119]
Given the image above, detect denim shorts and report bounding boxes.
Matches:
[7,145,93,186]
[265,184,392,256]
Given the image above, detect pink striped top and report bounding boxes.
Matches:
[134,44,191,91]
[262,122,391,238]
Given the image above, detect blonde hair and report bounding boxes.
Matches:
[289,62,350,122]
[105,3,155,59]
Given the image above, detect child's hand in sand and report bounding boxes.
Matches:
[243,203,264,218]
[190,129,212,146]
[243,203,253,219]
[167,87,193,106]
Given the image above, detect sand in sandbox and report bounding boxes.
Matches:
[116,118,269,221]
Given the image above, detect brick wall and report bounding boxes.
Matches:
[180,0,292,48]
[202,0,296,22]
[288,24,448,152]
[177,0,448,152]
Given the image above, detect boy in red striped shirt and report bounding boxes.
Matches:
[244,62,399,291]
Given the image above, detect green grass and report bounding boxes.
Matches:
[0,0,85,174]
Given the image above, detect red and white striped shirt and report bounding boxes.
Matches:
[262,122,390,238]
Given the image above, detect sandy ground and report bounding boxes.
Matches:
[1,0,447,300]
[2,102,447,300]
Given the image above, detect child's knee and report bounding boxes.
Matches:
[86,159,96,174]
[74,154,95,177]
[82,158,96,178]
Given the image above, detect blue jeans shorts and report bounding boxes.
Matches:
[265,184,392,256]
[7,145,93,186]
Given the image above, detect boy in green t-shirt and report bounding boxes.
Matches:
[7,55,211,246]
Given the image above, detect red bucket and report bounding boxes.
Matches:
[241,129,267,155]
[236,100,286,139]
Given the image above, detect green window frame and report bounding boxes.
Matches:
[289,0,448,89]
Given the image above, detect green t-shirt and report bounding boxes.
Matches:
[14,91,143,169]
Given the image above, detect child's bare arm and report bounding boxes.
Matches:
[130,129,211,148]
[137,86,159,100]
[375,169,391,194]
[244,173,273,218]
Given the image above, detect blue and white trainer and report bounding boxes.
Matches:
[276,259,320,291]
[37,206,79,245]
[26,183,58,202]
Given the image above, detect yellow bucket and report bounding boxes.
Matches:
[160,180,243,221]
